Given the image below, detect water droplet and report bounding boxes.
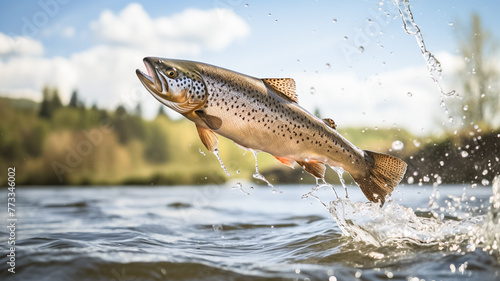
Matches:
[482,179,490,186]
[407,92,413,97]
[412,139,421,147]
[325,63,331,69]
[439,161,444,166]
[268,13,271,16]
[236,170,241,174]
[213,149,231,176]
[392,140,404,151]
[448,22,454,26]
[482,169,488,176]
[244,3,249,7]
[310,87,316,95]
[212,224,223,232]
[198,148,206,156]
[423,176,430,182]
[463,105,468,111]
[250,150,274,188]
[343,36,348,40]
[332,18,337,23]
[355,270,362,278]
[461,151,469,158]
[407,176,414,184]
[359,46,365,53]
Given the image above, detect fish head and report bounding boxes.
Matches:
[136,57,207,113]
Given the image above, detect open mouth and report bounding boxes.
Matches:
[136,57,162,92]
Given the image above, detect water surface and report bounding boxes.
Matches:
[0,184,499,280]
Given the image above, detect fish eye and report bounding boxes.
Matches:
[166,67,178,79]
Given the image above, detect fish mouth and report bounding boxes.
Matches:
[136,57,164,94]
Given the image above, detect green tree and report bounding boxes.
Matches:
[114,105,131,143]
[69,90,79,108]
[157,105,167,117]
[39,86,52,118]
[51,88,63,111]
[39,86,63,119]
[144,123,169,163]
[134,103,142,117]
[452,13,499,130]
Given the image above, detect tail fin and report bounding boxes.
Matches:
[352,150,407,205]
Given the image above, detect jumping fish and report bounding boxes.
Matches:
[136,58,407,204]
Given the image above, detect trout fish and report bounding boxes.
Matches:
[136,57,407,204]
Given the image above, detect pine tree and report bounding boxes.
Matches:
[39,86,52,118]
[157,105,167,117]
[69,90,79,107]
[51,88,63,111]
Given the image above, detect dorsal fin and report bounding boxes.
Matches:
[322,118,337,130]
[262,78,298,103]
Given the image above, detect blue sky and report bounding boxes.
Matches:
[1,0,499,134]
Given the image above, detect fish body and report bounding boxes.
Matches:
[136,57,407,204]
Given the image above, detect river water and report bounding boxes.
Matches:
[0,183,499,281]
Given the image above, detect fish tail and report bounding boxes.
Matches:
[352,150,407,205]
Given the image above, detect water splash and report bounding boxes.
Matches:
[232,182,250,195]
[213,149,231,176]
[331,166,349,198]
[469,176,500,260]
[328,198,482,247]
[395,0,455,97]
[302,178,339,200]
[250,150,274,189]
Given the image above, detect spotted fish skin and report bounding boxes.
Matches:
[136,57,407,204]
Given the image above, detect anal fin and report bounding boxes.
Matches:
[274,156,295,168]
[196,124,219,152]
[297,160,326,179]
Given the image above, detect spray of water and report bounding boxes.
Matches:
[394,0,455,97]
[469,176,500,260]
[213,148,231,176]
[250,150,275,190]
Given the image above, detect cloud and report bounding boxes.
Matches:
[0,33,44,56]
[90,3,250,56]
[0,3,251,110]
[292,60,459,134]
[62,26,75,38]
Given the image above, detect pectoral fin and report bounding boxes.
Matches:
[195,110,222,130]
[297,160,326,179]
[274,156,295,168]
[196,125,219,152]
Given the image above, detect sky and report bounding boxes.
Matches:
[0,0,499,135]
